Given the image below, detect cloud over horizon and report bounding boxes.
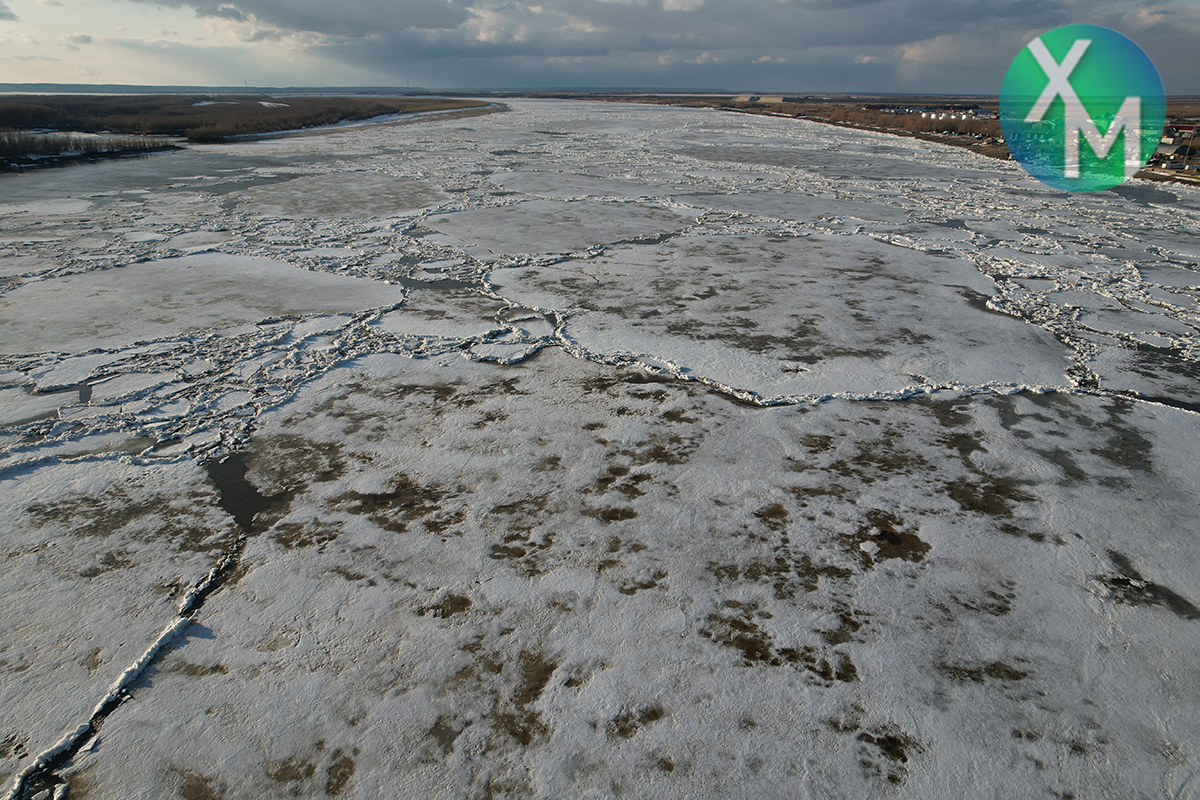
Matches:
[2,0,1199,92]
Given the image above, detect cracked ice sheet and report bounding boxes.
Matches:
[0,459,234,789]
[0,98,1198,798]
[57,350,1200,799]
[1088,346,1200,408]
[0,386,79,427]
[426,199,698,256]
[674,190,917,227]
[490,233,1070,399]
[0,253,408,355]
[486,171,687,200]
[0,254,59,280]
[372,288,508,340]
[233,173,447,219]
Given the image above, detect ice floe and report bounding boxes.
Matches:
[0,253,409,355]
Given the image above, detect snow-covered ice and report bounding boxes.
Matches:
[0,253,408,354]
[1,99,1198,800]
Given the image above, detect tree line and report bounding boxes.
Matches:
[0,95,487,142]
[0,131,175,167]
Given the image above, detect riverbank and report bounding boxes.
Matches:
[786,113,1200,186]
[1,145,183,172]
[0,96,498,173]
[249,102,507,140]
[769,111,1012,161]
[591,95,1200,189]
[0,95,490,142]
[0,131,180,172]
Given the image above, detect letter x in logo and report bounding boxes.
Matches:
[1024,38,1091,124]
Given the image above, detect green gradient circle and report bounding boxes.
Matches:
[1000,24,1165,192]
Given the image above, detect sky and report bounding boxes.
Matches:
[1,0,1198,93]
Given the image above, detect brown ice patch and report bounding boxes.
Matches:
[245,434,347,494]
[178,770,222,800]
[937,660,1030,683]
[701,601,858,684]
[856,726,924,786]
[494,651,557,746]
[847,510,931,567]
[325,750,355,796]
[271,520,340,550]
[418,593,473,619]
[24,479,235,554]
[608,705,667,739]
[944,475,1036,518]
[1096,551,1200,621]
[334,474,461,535]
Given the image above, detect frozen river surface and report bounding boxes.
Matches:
[1,100,1199,799]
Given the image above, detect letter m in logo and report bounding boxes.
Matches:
[1024,37,1143,179]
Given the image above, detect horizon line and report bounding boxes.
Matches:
[1,83,1005,98]
[5,83,1200,100]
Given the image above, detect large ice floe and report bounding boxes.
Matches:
[1,100,1198,800]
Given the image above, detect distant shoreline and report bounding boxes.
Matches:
[0,95,490,143]
[731,107,1014,161]
[0,97,500,173]
[0,143,182,173]
[799,113,1200,188]
[248,102,508,140]
[588,96,1200,189]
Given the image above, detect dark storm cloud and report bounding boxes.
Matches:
[109,0,1200,91]
[378,0,1056,56]
[113,0,1067,49]
[290,0,1071,80]
[140,0,470,36]
[207,5,250,22]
